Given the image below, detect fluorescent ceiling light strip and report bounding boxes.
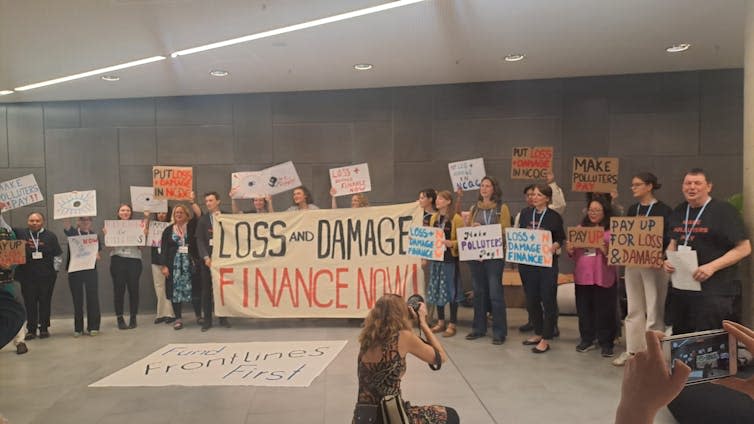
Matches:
[0,90,13,96]
[14,56,166,91]
[171,0,426,57]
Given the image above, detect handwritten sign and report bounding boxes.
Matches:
[407,225,445,261]
[457,224,504,261]
[0,174,43,211]
[608,217,663,268]
[104,220,146,247]
[265,161,302,195]
[147,221,171,248]
[130,186,168,213]
[448,158,486,191]
[511,147,553,180]
[53,190,97,219]
[231,171,271,199]
[153,166,193,200]
[0,240,26,267]
[505,228,553,267]
[567,226,605,249]
[572,156,619,193]
[329,163,371,196]
[68,234,99,272]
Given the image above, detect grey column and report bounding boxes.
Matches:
[744,1,754,325]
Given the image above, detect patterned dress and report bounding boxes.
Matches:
[354,333,450,424]
[170,232,192,303]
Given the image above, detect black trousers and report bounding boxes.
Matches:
[198,261,214,325]
[520,263,558,340]
[670,288,737,334]
[110,256,142,318]
[20,273,57,333]
[69,269,101,332]
[575,283,618,347]
[0,288,25,348]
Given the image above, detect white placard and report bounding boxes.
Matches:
[104,220,146,247]
[68,234,99,272]
[89,340,348,387]
[505,228,554,267]
[448,158,486,191]
[231,171,270,199]
[329,163,372,196]
[147,221,171,248]
[54,190,97,219]
[130,186,168,213]
[407,225,445,261]
[667,250,702,292]
[0,174,44,211]
[457,224,504,261]
[264,161,302,195]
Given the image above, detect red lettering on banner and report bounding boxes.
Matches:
[296,268,313,306]
[357,268,376,309]
[242,268,249,308]
[335,268,348,309]
[219,268,234,306]
[312,269,334,308]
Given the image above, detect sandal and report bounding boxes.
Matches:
[430,322,446,333]
[442,324,457,337]
[173,320,184,330]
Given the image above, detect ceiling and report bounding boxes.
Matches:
[0,0,747,103]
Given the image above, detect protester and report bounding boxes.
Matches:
[63,216,101,336]
[148,207,175,324]
[160,203,201,330]
[106,203,145,330]
[0,207,27,353]
[330,187,369,209]
[287,186,319,211]
[229,187,273,213]
[195,192,230,331]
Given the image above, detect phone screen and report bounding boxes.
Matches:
[668,331,733,384]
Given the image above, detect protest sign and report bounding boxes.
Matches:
[329,163,371,197]
[153,166,193,200]
[448,158,486,191]
[211,203,424,318]
[0,174,43,211]
[608,217,663,268]
[567,226,605,249]
[265,161,302,195]
[0,240,26,267]
[457,224,504,261]
[53,190,97,219]
[147,221,171,247]
[572,156,619,192]
[231,171,271,199]
[104,220,146,247]
[505,228,553,267]
[89,340,347,388]
[407,225,445,261]
[130,186,168,213]
[511,147,553,180]
[67,234,99,272]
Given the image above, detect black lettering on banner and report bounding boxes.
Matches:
[235,222,252,258]
[398,215,412,255]
[347,219,363,258]
[317,220,330,259]
[218,223,231,258]
[252,222,269,258]
[377,217,395,255]
[332,220,346,260]
[269,220,286,256]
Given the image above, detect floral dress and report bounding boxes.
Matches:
[171,232,192,303]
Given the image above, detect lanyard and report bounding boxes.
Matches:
[636,201,656,217]
[683,198,711,246]
[531,208,547,230]
[29,229,43,252]
[174,224,186,246]
[435,214,447,230]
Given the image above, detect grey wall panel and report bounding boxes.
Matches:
[118,166,154,204]
[432,119,475,161]
[156,125,234,165]
[700,70,743,155]
[193,165,240,206]
[393,87,433,163]
[43,102,80,129]
[81,98,156,128]
[272,123,352,163]
[394,162,449,202]
[606,72,699,114]
[119,127,157,166]
[0,106,8,167]
[353,122,394,203]
[233,94,273,164]
[609,113,699,155]
[475,117,562,159]
[562,97,609,156]
[272,89,391,123]
[156,95,233,126]
[7,103,44,167]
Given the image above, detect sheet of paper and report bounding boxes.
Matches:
[667,250,701,292]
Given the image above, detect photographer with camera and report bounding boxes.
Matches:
[353,293,459,424]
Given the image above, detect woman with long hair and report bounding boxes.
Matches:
[160,203,201,330]
[287,186,319,211]
[229,187,274,213]
[330,188,370,209]
[63,216,102,336]
[106,203,145,330]
[354,294,458,424]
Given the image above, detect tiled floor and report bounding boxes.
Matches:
[0,308,678,423]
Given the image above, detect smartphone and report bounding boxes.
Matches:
[662,329,737,385]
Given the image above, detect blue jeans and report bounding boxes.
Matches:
[469,259,507,339]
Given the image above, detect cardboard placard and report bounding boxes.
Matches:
[53,190,97,219]
[153,166,193,200]
[457,224,504,261]
[567,226,605,249]
[608,217,664,268]
[407,225,445,261]
[147,221,171,248]
[67,234,99,272]
[104,220,146,247]
[505,228,553,267]
[265,161,302,195]
[329,163,371,196]
[0,174,44,211]
[0,239,26,267]
[511,147,553,180]
[130,186,168,213]
[448,158,486,191]
[231,171,271,199]
[571,156,619,193]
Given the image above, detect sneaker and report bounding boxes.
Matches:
[200,324,211,332]
[89,330,99,337]
[73,331,83,338]
[117,316,128,330]
[612,351,633,366]
[128,316,137,329]
[219,317,231,328]
[164,317,176,324]
[576,341,596,353]
[39,329,50,339]
[16,342,28,355]
[601,346,615,358]
[24,332,36,340]
[518,322,534,332]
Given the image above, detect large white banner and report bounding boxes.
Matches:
[89,340,348,388]
[329,163,371,196]
[54,190,97,219]
[265,161,302,195]
[104,220,146,247]
[0,174,44,211]
[130,186,168,213]
[68,234,99,272]
[211,203,424,318]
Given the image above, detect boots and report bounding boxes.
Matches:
[117,316,128,330]
[128,316,137,329]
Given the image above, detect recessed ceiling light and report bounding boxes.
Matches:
[353,64,373,71]
[504,53,526,62]
[101,75,120,82]
[209,70,230,77]
[666,43,691,53]
[0,90,13,96]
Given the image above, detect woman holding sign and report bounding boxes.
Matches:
[107,204,146,330]
[613,172,673,366]
[465,177,511,345]
[229,187,274,213]
[287,186,319,211]
[148,208,175,324]
[566,196,618,357]
[330,187,369,209]
[160,204,201,330]
[518,184,565,353]
[63,217,102,336]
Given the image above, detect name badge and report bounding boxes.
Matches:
[678,245,692,252]
[178,246,189,254]
[157,247,162,255]
[209,239,214,247]
[584,248,597,257]
[32,252,43,260]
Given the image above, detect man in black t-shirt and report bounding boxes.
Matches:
[663,169,751,334]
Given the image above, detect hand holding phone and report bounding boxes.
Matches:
[714,320,754,399]
[662,329,737,386]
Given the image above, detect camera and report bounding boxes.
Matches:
[662,329,737,385]
[406,294,424,317]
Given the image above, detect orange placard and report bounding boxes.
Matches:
[153,166,193,200]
